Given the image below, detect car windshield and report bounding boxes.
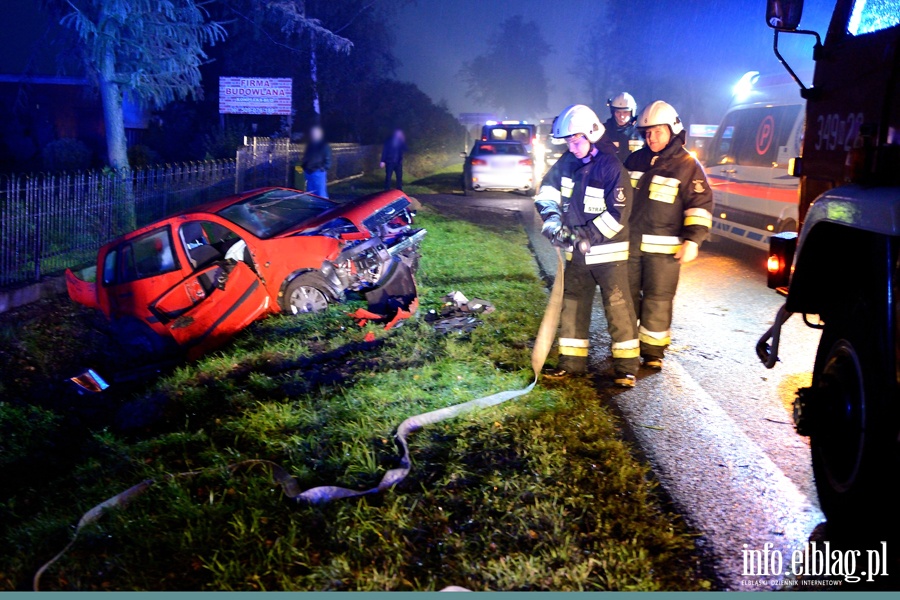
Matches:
[217,189,337,239]
[473,143,526,156]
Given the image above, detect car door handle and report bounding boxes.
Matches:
[723,168,737,174]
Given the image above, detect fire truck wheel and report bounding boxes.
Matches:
[809,299,895,538]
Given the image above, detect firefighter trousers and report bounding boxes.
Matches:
[627,249,681,359]
[557,259,640,375]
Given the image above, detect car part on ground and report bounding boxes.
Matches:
[424,290,495,334]
[348,259,420,330]
[68,369,109,394]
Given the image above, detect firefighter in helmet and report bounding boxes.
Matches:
[601,92,643,164]
[534,104,640,387]
[624,101,713,369]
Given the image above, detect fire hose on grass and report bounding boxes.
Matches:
[33,249,567,590]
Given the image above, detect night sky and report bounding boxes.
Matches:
[3,0,836,124]
[392,0,834,122]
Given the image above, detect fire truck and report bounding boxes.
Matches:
[757,0,899,531]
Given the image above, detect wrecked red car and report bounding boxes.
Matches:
[65,188,425,359]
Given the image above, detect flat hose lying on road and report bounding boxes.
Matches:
[33,249,566,590]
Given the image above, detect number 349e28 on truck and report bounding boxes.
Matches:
[755,0,900,533]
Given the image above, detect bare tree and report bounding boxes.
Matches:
[458,16,551,118]
[257,1,352,116]
[571,2,648,115]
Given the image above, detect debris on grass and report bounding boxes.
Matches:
[424,291,496,335]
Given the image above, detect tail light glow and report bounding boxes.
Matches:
[471,158,488,166]
[767,255,781,274]
[519,158,533,166]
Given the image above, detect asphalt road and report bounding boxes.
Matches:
[418,190,825,591]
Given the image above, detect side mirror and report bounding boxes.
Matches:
[766,0,804,30]
[459,151,468,158]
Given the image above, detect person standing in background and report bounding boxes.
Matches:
[302,125,332,198]
[601,92,643,164]
[381,129,408,191]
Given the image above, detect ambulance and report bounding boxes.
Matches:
[704,71,806,250]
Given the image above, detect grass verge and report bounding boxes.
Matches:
[0,207,712,591]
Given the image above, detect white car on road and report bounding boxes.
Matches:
[462,141,534,194]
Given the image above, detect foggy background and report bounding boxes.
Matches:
[393,0,833,124]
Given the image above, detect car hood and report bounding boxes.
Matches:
[279,191,411,236]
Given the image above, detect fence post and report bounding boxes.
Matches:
[32,176,42,282]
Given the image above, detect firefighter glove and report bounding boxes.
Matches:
[572,226,592,254]
[541,214,572,248]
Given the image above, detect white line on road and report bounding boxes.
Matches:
[616,357,825,590]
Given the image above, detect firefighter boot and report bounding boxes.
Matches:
[643,357,663,370]
[614,373,636,388]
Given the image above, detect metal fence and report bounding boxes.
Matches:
[0,161,239,287]
[0,139,377,289]
[237,138,379,191]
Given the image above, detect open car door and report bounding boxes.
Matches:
[149,261,270,359]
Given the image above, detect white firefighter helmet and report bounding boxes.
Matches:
[551,104,605,143]
[608,92,637,116]
[636,100,684,135]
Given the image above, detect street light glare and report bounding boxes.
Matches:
[733,70,760,98]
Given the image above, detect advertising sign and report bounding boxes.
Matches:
[219,77,292,115]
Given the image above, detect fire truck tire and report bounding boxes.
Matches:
[809,298,895,537]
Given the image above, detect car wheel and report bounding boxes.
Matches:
[462,173,472,196]
[809,298,895,536]
[282,272,332,315]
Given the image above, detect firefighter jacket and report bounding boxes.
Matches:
[602,117,644,164]
[623,131,713,255]
[534,138,633,265]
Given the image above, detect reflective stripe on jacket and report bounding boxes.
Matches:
[624,131,713,253]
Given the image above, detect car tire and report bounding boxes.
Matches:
[462,173,472,196]
[281,272,333,315]
[809,297,896,537]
